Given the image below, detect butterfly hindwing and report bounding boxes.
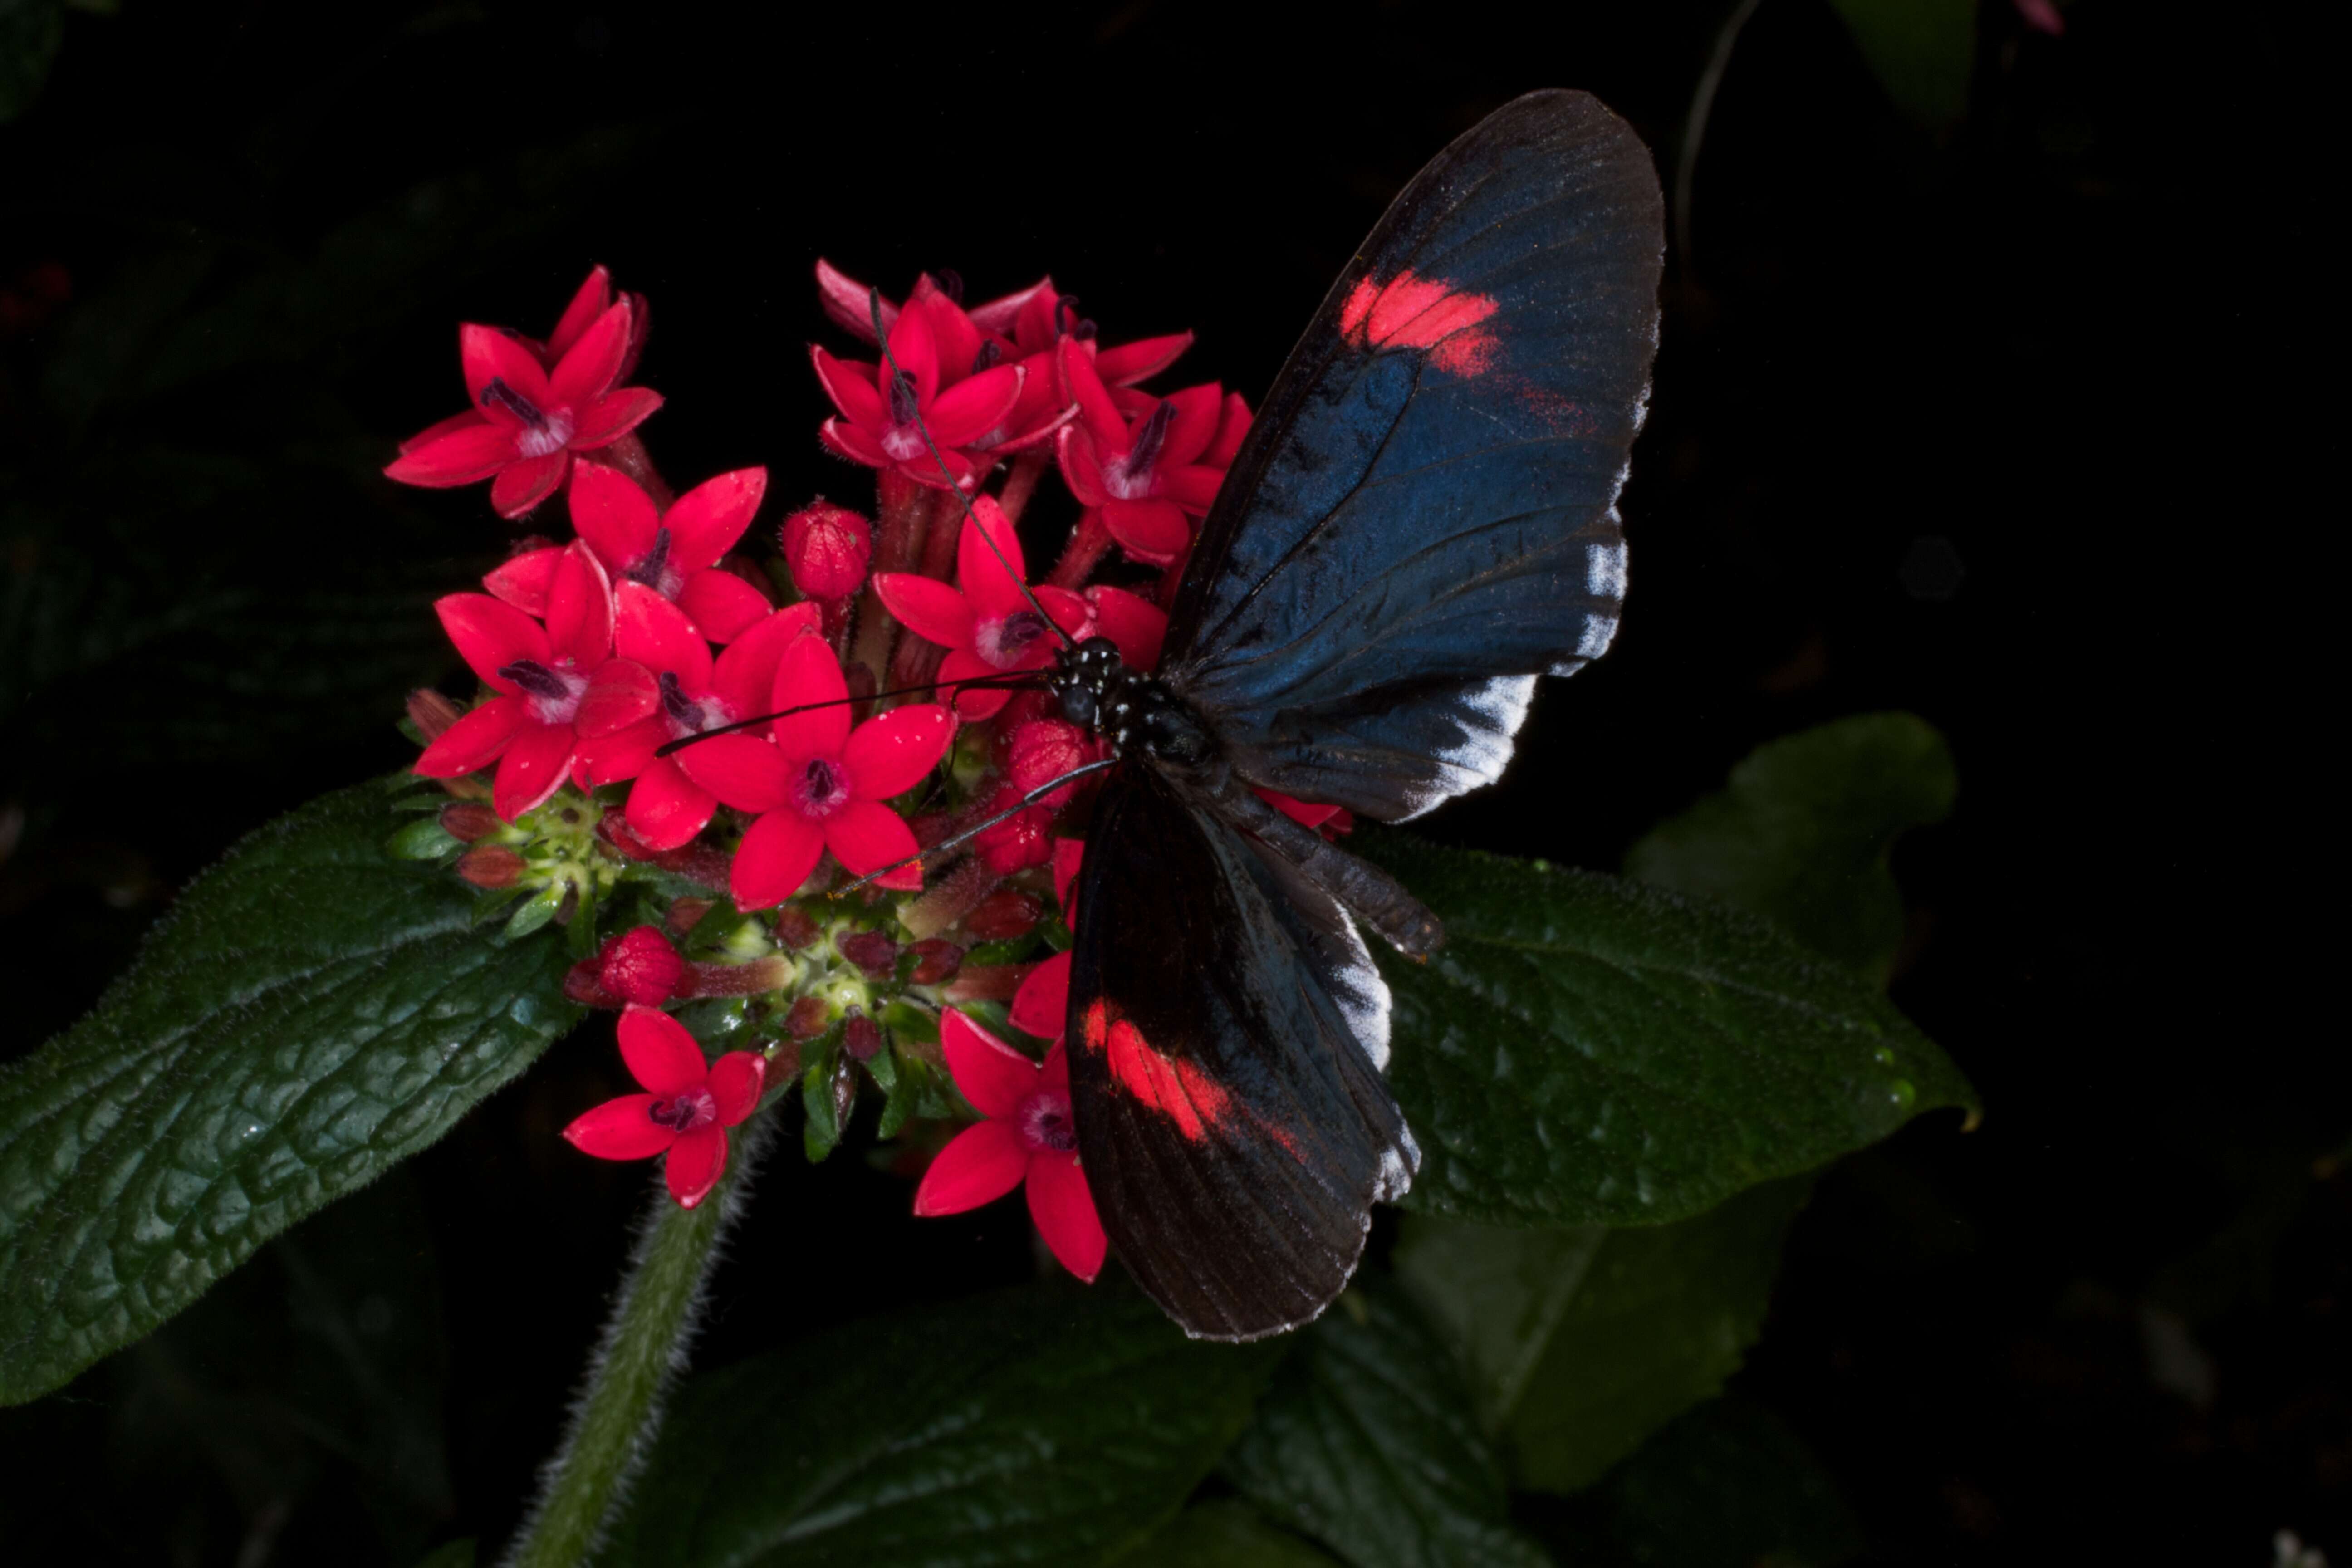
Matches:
[1164,89,1665,820]
[1066,767,1417,1341]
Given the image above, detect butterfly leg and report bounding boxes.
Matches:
[1212,784,1443,959]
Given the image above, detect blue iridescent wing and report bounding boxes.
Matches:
[1163,89,1664,820]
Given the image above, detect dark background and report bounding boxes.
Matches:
[0,2,2334,1564]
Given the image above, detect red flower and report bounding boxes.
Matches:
[491,462,771,643]
[914,1007,1104,1282]
[972,784,1054,875]
[563,1005,765,1209]
[1006,719,1100,809]
[575,597,824,851]
[1079,583,1169,672]
[414,542,657,821]
[1055,338,1248,564]
[1010,947,1071,1040]
[593,926,688,1005]
[675,635,955,906]
[535,265,650,377]
[812,299,1024,492]
[385,300,663,519]
[871,496,1088,720]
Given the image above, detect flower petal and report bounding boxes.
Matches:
[1025,1151,1106,1282]
[872,573,976,651]
[1161,463,1227,516]
[624,756,717,850]
[564,1094,676,1161]
[547,266,612,363]
[546,541,616,667]
[815,257,891,343]
[398,407,493,456]
[912,1119,1029,1215]
[415,694,525,777]
[926,363,1024,447]
[490,451,569,519]
[614,582,714,686]
[573,387,663,450]
[971,274,1054,339]
[492,721,576,821]
[769,633,851,760]
[956,497,1030,618]
[664,467,767,571]
[819,418,890,469]
[1085,584,1167,672]
[711,602,823,716]
[843,703,955,799]
[569,460,662,572]
[1157,382,1225,470]
[436,593,550,692]
[1052,838,1085,917]
[577,658,659,738]
[822,799,921,890]
[666,1123,729,1208]
[675,569,772,644]
[484,545,563,616]
[1054,426,1110,507]
[938,648,1012,721]
[675,732,792,812]
[706,1051,767,1125]
[1057,337,1126,449]
[940,1008,1040,1119]
[461,324,554,420]
[1033,585,1091,642]
[811,346,886,430]
[1206,391,1253,467]
[1100,498,1191,563]
[576,714,665,786]
[884,294,939,404]
[385,419,515,486]
[550,302,632,407]
[1010,950,1071,1041]
[916,285,985,387]
[1095,330,1194,387]
[732,808,826,908]
[618,1004,709,1096]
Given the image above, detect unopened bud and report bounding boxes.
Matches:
[773,904,822,949]
[909,938,963,985]
[785,995,833,1039]
[681,955,792,997]
[438,801,501,843]
[965,889,1042,941]
[837,929,899,978]
[597,926,685,1006]
[407,689,463,742]
[1007,720,1094,808]
[975,791,1050,875]
[843,1014,884,1062]
[781,500,873,600]
[664,896,714,935]
[456,845,524,887]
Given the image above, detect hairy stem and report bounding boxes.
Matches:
[501,1106,777,1568]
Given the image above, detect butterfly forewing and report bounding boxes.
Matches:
[1066,767,1417,1341]
[1163,89,1666,821]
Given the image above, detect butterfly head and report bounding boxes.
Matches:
[1047,638,1127,732]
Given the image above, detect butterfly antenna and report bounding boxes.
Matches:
[831,756,1118,897]
[652,671,1048,757]
[870,288,1078,652]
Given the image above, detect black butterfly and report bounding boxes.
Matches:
[1036,90,1666,1339]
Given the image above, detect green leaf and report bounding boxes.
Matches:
[1114,1501,1342,1568]
[1826,0,1979,130]
[1222,1279,1552,1568]
[1623,713,1955,981]
[0,781,583,1405]
[1397,1181,1810,1494]
[603,1279,1284,1568]
[1357,833,1970,1229]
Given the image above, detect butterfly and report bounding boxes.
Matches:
[1032,89,1666,1339]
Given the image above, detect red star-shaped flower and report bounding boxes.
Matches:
[811,298,1024,493]
[414,542,657,820]
[914,1006,1105,1282]
[872,496,1087,721]
[485,461,773,642]
[1055,338,1249,564]
[563,1005,766,1209]
[385,299,663,519]
[676,636,955,906]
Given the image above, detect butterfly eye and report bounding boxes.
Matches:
[1058,685,1099,729]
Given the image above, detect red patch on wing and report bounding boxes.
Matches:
[1080,999,1232,1142]
[1338,269,1500,376]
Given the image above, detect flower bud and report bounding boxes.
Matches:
[456,845,524,887]
[909,938,963,985]
[843,1014,884,1062]
[781,501,873,600]
[773,903,822,950]
[785,995,833,1039]
[974,789,1051,875]
[837,929,899,978]
[407,688,463,742]
[1007,720,1094,808]
[597,926,686,1006]
[964,889,1042,941]
[438,801,501,843]
[664,897,713,935]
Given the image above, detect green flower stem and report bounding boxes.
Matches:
[505,1106,777,1568]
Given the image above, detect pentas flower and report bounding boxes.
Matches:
[415,542,657,820]
[563,1006,765,1208]
[914,1007,1105,1281]
[575,597,824,851]
[812,299,1024,492]
[1055,338,1248,564]
[532,265,649,379]
[973,785,1054,875]
[780,500,873,600]
[1078,583,1170,672]
[872,497,1087,720]
[386,303,663,519]
[674,635,955,906]
[486,463,771,643]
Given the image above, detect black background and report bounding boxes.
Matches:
[0,2,2335,1564]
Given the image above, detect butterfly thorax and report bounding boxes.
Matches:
[1047,640,1214,773]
